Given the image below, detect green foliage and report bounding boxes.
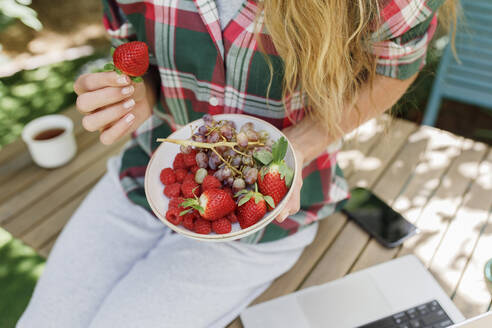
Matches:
[0,54,104,148]
[0,0,42,31]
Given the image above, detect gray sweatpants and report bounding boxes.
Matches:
[18,156,317,328]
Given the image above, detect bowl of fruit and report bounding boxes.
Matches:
[144,114,297,241]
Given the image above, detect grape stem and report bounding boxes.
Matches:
[156,138,263,177]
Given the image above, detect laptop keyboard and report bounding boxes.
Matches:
[356,300,454,328]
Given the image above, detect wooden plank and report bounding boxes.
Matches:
[0,130,100,203]
[0,108,84,184]
[227,117,414,328]
[452,209,492,318]
[397,140,488,266]
[22,188,92,250]
[350,127,464,272]
[6,145,120,238]
[428,150,492,298]
[300,120,418,289]
[0,136,128,226]
[38,236,57,258]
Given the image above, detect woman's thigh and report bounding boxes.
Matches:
[18,158,167,328]
[89,224,318,328]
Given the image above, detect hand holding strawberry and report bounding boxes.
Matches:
[104,41,150,82]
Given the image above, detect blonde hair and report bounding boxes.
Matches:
[258,0,457,136]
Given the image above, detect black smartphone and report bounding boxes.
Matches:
[342,187,418,248]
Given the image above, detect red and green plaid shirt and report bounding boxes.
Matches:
[102,0,443,244]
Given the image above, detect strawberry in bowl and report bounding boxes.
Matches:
[144,114,298,242]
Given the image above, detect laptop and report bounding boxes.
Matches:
[240,255,492,328]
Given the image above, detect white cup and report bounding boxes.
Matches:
[22,115,77,168]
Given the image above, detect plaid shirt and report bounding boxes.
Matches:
[102,0,443,244]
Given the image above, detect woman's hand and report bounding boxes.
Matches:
[74,72,154,145]
[275,139,305,223]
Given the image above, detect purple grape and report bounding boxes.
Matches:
[216,146,228,154]
[242,155,253,166]
[180,145,192,154]
[232,178,246,193]
[227,120,236,129]
[246,129,258,141]
[223,149,235,158]
[222,166,232,178]
[203,114,214,126]
[207,131,220,143]
[219,124,233,140]
[208,152,221,170]
[214,169,225,181]
[198,125,208,135]
[231,155,242,167]
[237,131,248,148]
[241,122,254,132]
[195,152,208,168]
[192,134,205,143]
[244,167,258,185]
[224,176,234,187]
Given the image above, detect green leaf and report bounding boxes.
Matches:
[253,149,273,166]
[179,208,192,216]
[254,194,262,204]
[110,47,115,56]
[115,68,122,75]
[234,189,249,198]
[278,162,294,187]
[264,196,275,209]
[271,137,288,163]
[103,63,115,71]
[131,76,143,83]
[237,193,252,207]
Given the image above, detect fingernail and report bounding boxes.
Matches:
[125,113,135,124]
[121,86,134,95]
[123,98,135,109]
[117,76,128,84]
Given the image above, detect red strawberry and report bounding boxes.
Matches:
[163,183,181,198]
[183,150,198,167]
[160,168,176,185]
[183,215,195,230]
[181,189,235,221]
[112,41,149,77]
[173,153,186,170]
[236,188,275,229]
[257,137,293,209]
[212,218,232,234]
[166,208,182,225]
[181,180,200,198]
[227,212,238,223]
[169,197,185,210]
[202,175,221,191]
[194,218,212,234]
[174,168,187,183]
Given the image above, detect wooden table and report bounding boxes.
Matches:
[1,109,490,323]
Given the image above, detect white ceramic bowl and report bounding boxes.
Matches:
[144,114,298,242]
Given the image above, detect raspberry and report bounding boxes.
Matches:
[174,168,187,183]
[160,168,176,185]
[202,175,221,191]
[227,212,238,223]
[169,197,185,210]
[184,172,195,183]
[183,215,195,230]
[163,183,181,198]
[181,211,195,223]
[166,208,182,225]
[190,165,199,174]
[173,153,186,169]
[212,218,232,234]
[181,180,200,198]
[183,150,198,167]
[194,218,211,234]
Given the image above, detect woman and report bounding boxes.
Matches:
[19,0,455,327]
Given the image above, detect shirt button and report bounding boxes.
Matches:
[209,97,219,106]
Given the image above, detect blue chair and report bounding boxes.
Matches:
[422,0,492,126]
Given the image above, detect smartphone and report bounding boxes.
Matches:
[342,187,418,248]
